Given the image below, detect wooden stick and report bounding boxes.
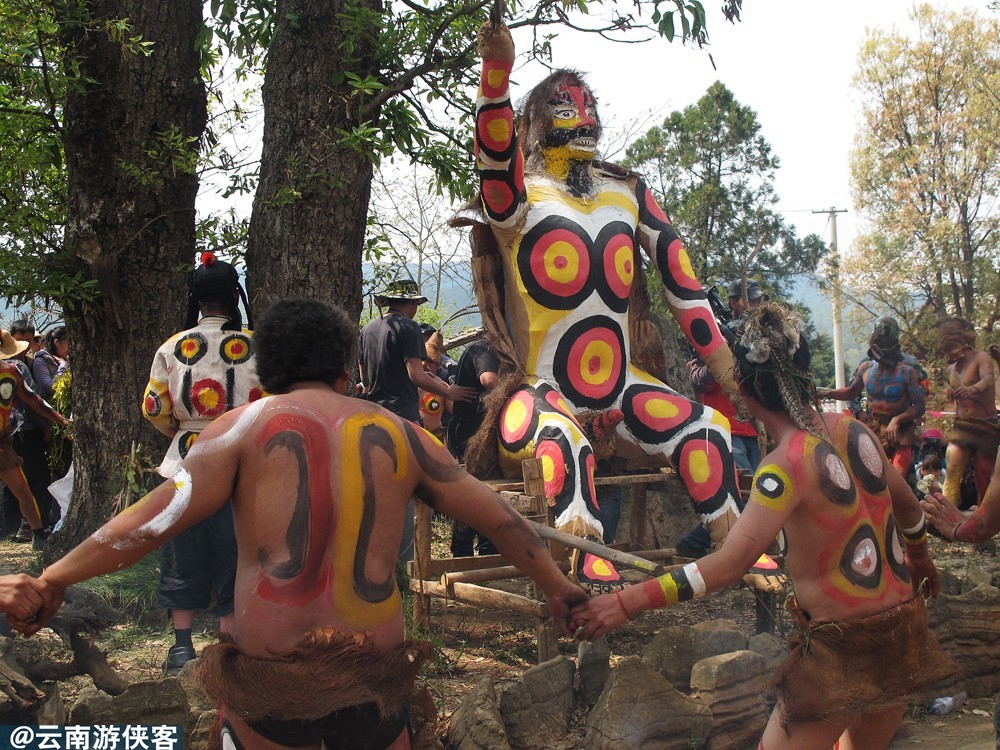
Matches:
[442,560,571,587]
[526,520,665,576]
[410,579,547,618]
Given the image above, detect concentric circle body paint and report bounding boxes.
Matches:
[517,217,594,309]
[621,385,694,444]
[190,378,227,418]
[219,333,254,365]
[174,333,208,365]
[846,420,888,494]
[499,389,538,451]
[751,465,794,512]
[552,316,625,408]
[885,517,910,583]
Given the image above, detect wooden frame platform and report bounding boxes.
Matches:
[407,459,786,662]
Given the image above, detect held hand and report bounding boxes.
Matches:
[447,384,479,403]
[904,543,940,599]
[477,20,514,61]
[922,493,966,541]
[568,591,631,641]
[544,582,588,636]
[0,574,50,624]
[9,579,65,636]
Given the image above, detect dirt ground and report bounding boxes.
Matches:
[2,533,999,749]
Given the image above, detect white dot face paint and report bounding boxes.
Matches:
[825,454,852,490]
[0,382,13,401]
[187,397,268,458]
[859,435,883,477]
[761,477,780,494]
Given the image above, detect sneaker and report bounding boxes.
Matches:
[163,644,196,676]
[13,522,31,543]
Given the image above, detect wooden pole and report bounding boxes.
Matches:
[411,578,548,618]
[442,561,571,587]
[526,520,665,577]
[412,499,433,631]
[521,458,560,661]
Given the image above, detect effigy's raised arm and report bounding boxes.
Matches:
[475,21,527,229]
[634,179,745,414]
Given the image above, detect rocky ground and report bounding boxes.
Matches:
[2,529,999,748]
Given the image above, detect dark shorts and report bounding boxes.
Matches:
[237,704,409,750]
[157,502,236,615]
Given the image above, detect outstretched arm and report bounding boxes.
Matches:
[633,179,744,413]
[571,459,796,640]
[475,21,527,230]
[924,447,1000,544]
[884,439,939,598]
[820,362,866,402]
[403,421,586,633]
[19,408,247,634]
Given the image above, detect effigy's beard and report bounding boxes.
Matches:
[540,145,596,197]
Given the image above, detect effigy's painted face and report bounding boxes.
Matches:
[542,82,599,160]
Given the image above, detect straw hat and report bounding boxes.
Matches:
[0,330,29,359]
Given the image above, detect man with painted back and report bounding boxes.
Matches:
[13,298,585,750]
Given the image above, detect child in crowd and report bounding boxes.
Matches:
[916,455,944,499]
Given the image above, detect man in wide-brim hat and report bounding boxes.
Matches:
[358,279,476,563]
[0,329,70,550]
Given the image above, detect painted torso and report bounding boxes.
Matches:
[750,414,913,621]
[185,395,423,656]
[500,174,637,408]
[948,351,998,421]
[860,361,918,420]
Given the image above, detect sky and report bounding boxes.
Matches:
[504,0,973,259]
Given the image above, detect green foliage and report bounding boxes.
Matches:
[624,82,827,296]
[47,370,72,474]
[111,443,159,517]
[848,5,1000,353]
[77,551,162,620]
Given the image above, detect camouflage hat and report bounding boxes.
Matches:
[727,279,765,301]
[868,317,901,363]
[375,279,428,306]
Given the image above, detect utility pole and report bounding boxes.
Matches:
[813,207,848,411]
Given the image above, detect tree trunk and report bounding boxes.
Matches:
[246,0,381,323]
[50,0,206,557]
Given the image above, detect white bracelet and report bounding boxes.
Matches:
[683,562,707,598]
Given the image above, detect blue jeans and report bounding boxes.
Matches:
[732,434,761,473]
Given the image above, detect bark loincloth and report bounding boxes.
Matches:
[0,428,21,472]
[198,629,433,748]
[772,597,954,729]
[869,413,918,450]
[949,416,1000,457]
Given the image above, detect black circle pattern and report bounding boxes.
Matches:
[838,524,883,590]
[219,333,254,365]
[173,333,208,366]
[814,440,857,507]
[846,420,888,495]
[884,517,910,584]
[552,316,626,409]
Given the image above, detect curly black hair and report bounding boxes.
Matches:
[255,298,357,394]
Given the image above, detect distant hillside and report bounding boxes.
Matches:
[365,263,870,370]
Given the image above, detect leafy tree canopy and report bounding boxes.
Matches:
[623,81,826,296]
